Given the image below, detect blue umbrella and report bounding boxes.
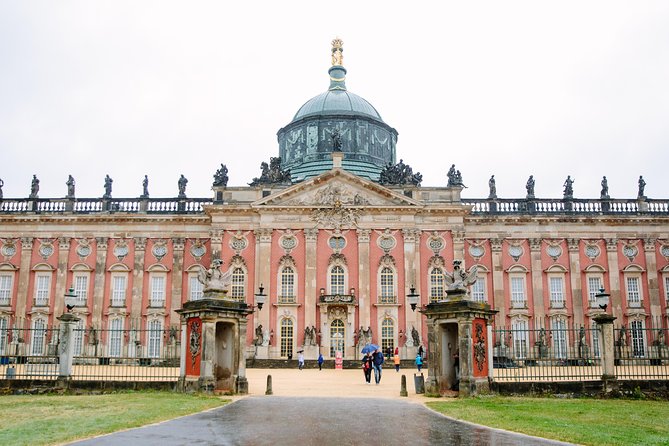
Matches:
[361,343,380,354]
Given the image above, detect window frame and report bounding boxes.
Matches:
[429,267,445,303]
[279,266,296,303]
[378,266,396,304]
[0,272,13,306]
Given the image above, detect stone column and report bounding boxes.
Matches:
[15,237,34,324]
[605,239,622,320]
[490,238,506,325]
[131,238,147,321]
[357,229,371,331]
[171,237,186,321]
[92,237,108,326]
[53,237,71,317]
[593,313,617,389]
[424,318,441,395]
[644,238,661,317]
[254,229,272,357]
[458,318,474,397]
[402,228,419,354]
[57,312,80,378]
[529,238,545,321]
[568,238,584,327]
[304,229,319,330]
[236,315,249,394]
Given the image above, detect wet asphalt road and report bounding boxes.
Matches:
[69,397,572,446]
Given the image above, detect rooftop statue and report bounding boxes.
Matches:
[331,129,343,151]
[600,176,609,199]
[213,164,229,187]
[488,175,497,199]
[331,37,344,66]
[141,175,149,198]
[197,259,232,294]
[638,175,646,199]
[103,175,113,199]
[30,174,40,199]
[444,260,478,293]
[447,164,466,188]
[178,174,188,198]
[66,175,75,199]
[563,175,574,199]
[0,178,3,200]
[526,175,535,199]
[379,159,422,186]
[249,157,291,186]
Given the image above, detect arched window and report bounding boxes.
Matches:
[280,318,294,358]
[429,268,445,303]
[147,319,163,358]
[379,267,395,304]
[329,319,345,357]
[280,267,296,303]
[381,318,394,354]
[330,265,345,295]
[108,318,123,357]
[230,267,246,300]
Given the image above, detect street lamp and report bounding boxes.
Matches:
[64,286,78,313]
[407,285,420,312]
[254,284,267,311]
[595,287,610,311]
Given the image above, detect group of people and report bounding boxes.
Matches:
[362,346,425,384]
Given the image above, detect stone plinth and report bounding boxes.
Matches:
[420,292,497,397]
[177,296,252,394]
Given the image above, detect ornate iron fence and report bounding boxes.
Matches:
[0,327,60,380]
[614,318,669,380]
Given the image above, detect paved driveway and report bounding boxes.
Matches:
[70,396,572,446]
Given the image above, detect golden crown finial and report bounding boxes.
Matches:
[331,37,344,66]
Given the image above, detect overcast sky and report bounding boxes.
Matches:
[1,1,668,201]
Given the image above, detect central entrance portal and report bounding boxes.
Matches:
[318,297,356,359]
[329,319,345,357]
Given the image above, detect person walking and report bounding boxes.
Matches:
[393,350,401,372]
[297,351,305,370]
[372,349,384,384]
[415,353,423,372]
[362,353,373,384]
[317,353,324,371]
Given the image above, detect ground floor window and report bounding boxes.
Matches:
[381,318,394,354]
[280,318,293,358]
[630,320,646,357]
[330,319,344,357]
[147,320,162,358]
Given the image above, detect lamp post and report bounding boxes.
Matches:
[64,286,77,313]
[407,285,420,312]
[595,287,610,311]
[254,284,267,311]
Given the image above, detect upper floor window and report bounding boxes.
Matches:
[429,268,445,303]
[330,265,345,295]
[0,273,13,306]
[626,276,641,307]
[230,267,246,300]
[280,266,296,303]
[471,276,486,303]
[73,273,89,306]
[34,273,51,307]
[189,274,203,301]
[510,276,526,308]
[150,275,166,307]
[587,275,603,307]
[549,276,565,308]
[379,267,396,304]
[111,274,127,307]
[665,275,669,302]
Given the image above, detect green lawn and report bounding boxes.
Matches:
[0,391,228,446]
[427,396,669,446]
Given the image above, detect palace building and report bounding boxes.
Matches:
[0,39,668,362]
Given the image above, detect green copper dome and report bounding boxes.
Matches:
[277,39,397,182]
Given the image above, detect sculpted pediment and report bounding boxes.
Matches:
[252,169,420,208]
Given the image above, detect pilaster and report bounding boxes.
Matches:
[91,237,108,326]
[171,237,186,322]
[131,237,147,321]
[529,238,545,322]
[605,238,622,321]
[254,229,273,341]
[304,229,319,329]
[402,228,419,345]
[644,238,660,316]
[210,229,223,260]
[568,238,584,327]
[53,237,71,317]
[357,229,371,330]
[490,238,505,324]
[15,237,34,322]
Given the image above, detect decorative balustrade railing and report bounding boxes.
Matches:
[0,197,213,214]
[463,198,669,215]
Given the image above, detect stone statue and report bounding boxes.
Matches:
[0,178,4,200]
[617,325,627,347]
[600,176,609,199]
[66,175,75,198]
[332,129,342,151]
[447,164,466,187]
[657,329,665,346]
[526,175,535,199]
[303,326,313,346]
[331,38,344,66]
[411,326,420,347]
[637,175,646,198]
[103,175,113,199]
[178,174,188,198]
[378,159,423,186]
[197,259,232,294]
[141,175,149,198]
[488,175,497,199]
[30,174,40,199]
[213,164,229,187]
[255,324,264,346]
[563,175,574,199]
[262,328,270,347]
[249,157,291,186]
[444,260,478,293]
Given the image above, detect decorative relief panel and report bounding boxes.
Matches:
[377,229,396,253]
[38,240,54,260]
[378,253,396,267]
[152,240,168,261]
[76,239,92,260]
[468,243,485,259]
[328,252,347,266]
[508,244,523,262]
[190,240,206,260]
[1,240,17,259]
[661,244,669,258]
[546,244,562,261]
[622,244,638,261]
[114,241,130,260]
[427,232,445,255]
[280,230,298,253]
[231,233,250,252]
[585,244,600,260]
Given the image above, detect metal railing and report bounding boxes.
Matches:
[614,320,669,380]
[0,327,60,380]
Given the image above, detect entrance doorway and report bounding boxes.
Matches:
[329,319,345,357]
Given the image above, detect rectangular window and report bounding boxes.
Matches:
[429,269,445,303]
[510,277,526,308]
[552,318,568,359]
[73,320,84,356]
[280,269,295,303]
[664,276,669,302]
[549,277,565,308]
[74,274,89,306]
[512,320,528,359]
[0,274,12,306]
[189,276,203,301]
[148,320,162,358]
[231,268,245,300]
[150,276,166,307]
[591,322,601,358]
[280,320,293,358]
[0,317,8,355]
[34,274,51,306]
[471,277,486,303]
[109,319,123,357]
[630,320,646,357]
[381,320,394,354]
[588,276,602,307]
[626,277,641,307]
[31,319,47,355]
[111,275,127,306]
